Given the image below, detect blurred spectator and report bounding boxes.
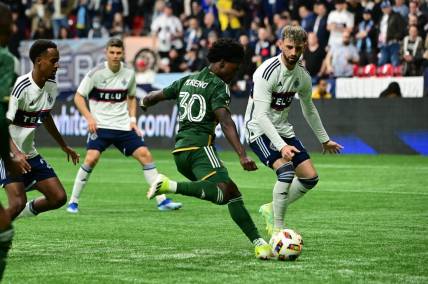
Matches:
[158,47,185,73]
[378,0,406,67]
[252,27,276,66]
[182,47,204,72]
[237,33,256,81]
[201,0,219,23]
[379,81,402,97]
[272,13,290,41]
[401,25,424,76]
[184,17,203,51]
[26,0,52,38]
[49,0,74,39]
[201,12,221,40]
[356,8,377,65]
[110,11,127,37]
[303,32,326,80]
[327,0,354,48]
[312,78,332,99]
[299,5,316,32]
[33,20,52,39]
[151,2,183,59]
[325,31,359,77]
[409,0,427,39]
[393,0,409,21]
[191,0,205,26]
[313,1,329,50]
[58,26,71,39]
[217,0,244,39]
[346,0,364,25]
[100,0,129,30]
[87,16,109,38]
[74,0,91,38]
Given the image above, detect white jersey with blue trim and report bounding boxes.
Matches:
[6,72,57,159]
[77,62,136,131]
[244,54,330,152]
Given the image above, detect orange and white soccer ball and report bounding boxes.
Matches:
[269,229,303,261]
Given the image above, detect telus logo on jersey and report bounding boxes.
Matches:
[89,88,128,102]
[13,109,50,128]
[271,92,295,110]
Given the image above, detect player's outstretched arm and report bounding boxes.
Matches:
[214,108,257,171]
[43,113,80,165]
[74,92,97,133]
[140,90,167,111]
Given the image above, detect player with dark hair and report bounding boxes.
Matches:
[141,38,272,259]
[244,25,343,236]
[66,38,182,213]
[3,39,80,220]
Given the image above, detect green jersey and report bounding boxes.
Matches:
[0,46,17,104]
[163,67,231,152]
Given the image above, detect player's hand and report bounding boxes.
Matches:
[62,146,80,165]
[239,156,258,171]
[131,122,143,137]
[322,140,343,154]
[280,145,300,161]
[87,116,97,133]
[13,151,31,174]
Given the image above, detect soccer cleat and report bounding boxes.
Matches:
[259,202,274,236]
[255,243,273,260]
[66,203,79,214]
[147,174,171,200]
[157,198,182,211]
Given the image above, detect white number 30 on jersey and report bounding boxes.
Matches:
[178,92,206,122]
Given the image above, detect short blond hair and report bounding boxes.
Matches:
[281,25,307,44]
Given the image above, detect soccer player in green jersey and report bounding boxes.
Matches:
[141,38,272,259]
[0,3,18,280]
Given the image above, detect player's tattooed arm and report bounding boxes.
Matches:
[215,108,257,171]
[140,90,167,111]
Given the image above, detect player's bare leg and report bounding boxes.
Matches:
[67,149,100,213]
[132,146,182,211]
[0,205,13,281]
[4,182,27,220]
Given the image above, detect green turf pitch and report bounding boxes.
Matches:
[1,148,427,283]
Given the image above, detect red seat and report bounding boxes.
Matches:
[363,64,377,77]
[377,64,394,77]
[393,65,403,77]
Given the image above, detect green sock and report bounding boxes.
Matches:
[228,197,261,243]
[177,181,225,204]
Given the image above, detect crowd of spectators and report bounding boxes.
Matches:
[2,0,428,98]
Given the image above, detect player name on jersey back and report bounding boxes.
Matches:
[184,79,209,88]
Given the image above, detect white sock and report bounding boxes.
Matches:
[287,177,309,204]
[16,200,37,219]
[69,165,92,204]
[252,238,268,247]
[143,163,169,204]
[273,181,291,229]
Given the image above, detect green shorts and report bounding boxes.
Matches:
[173,146,230,183]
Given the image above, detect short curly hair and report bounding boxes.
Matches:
[207,38,244,64]
[281,25,307,44]
[29,40,57,63]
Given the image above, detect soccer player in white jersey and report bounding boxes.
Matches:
[244,25,343,235]
[3,39,80,220]
[66,38,182,213]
